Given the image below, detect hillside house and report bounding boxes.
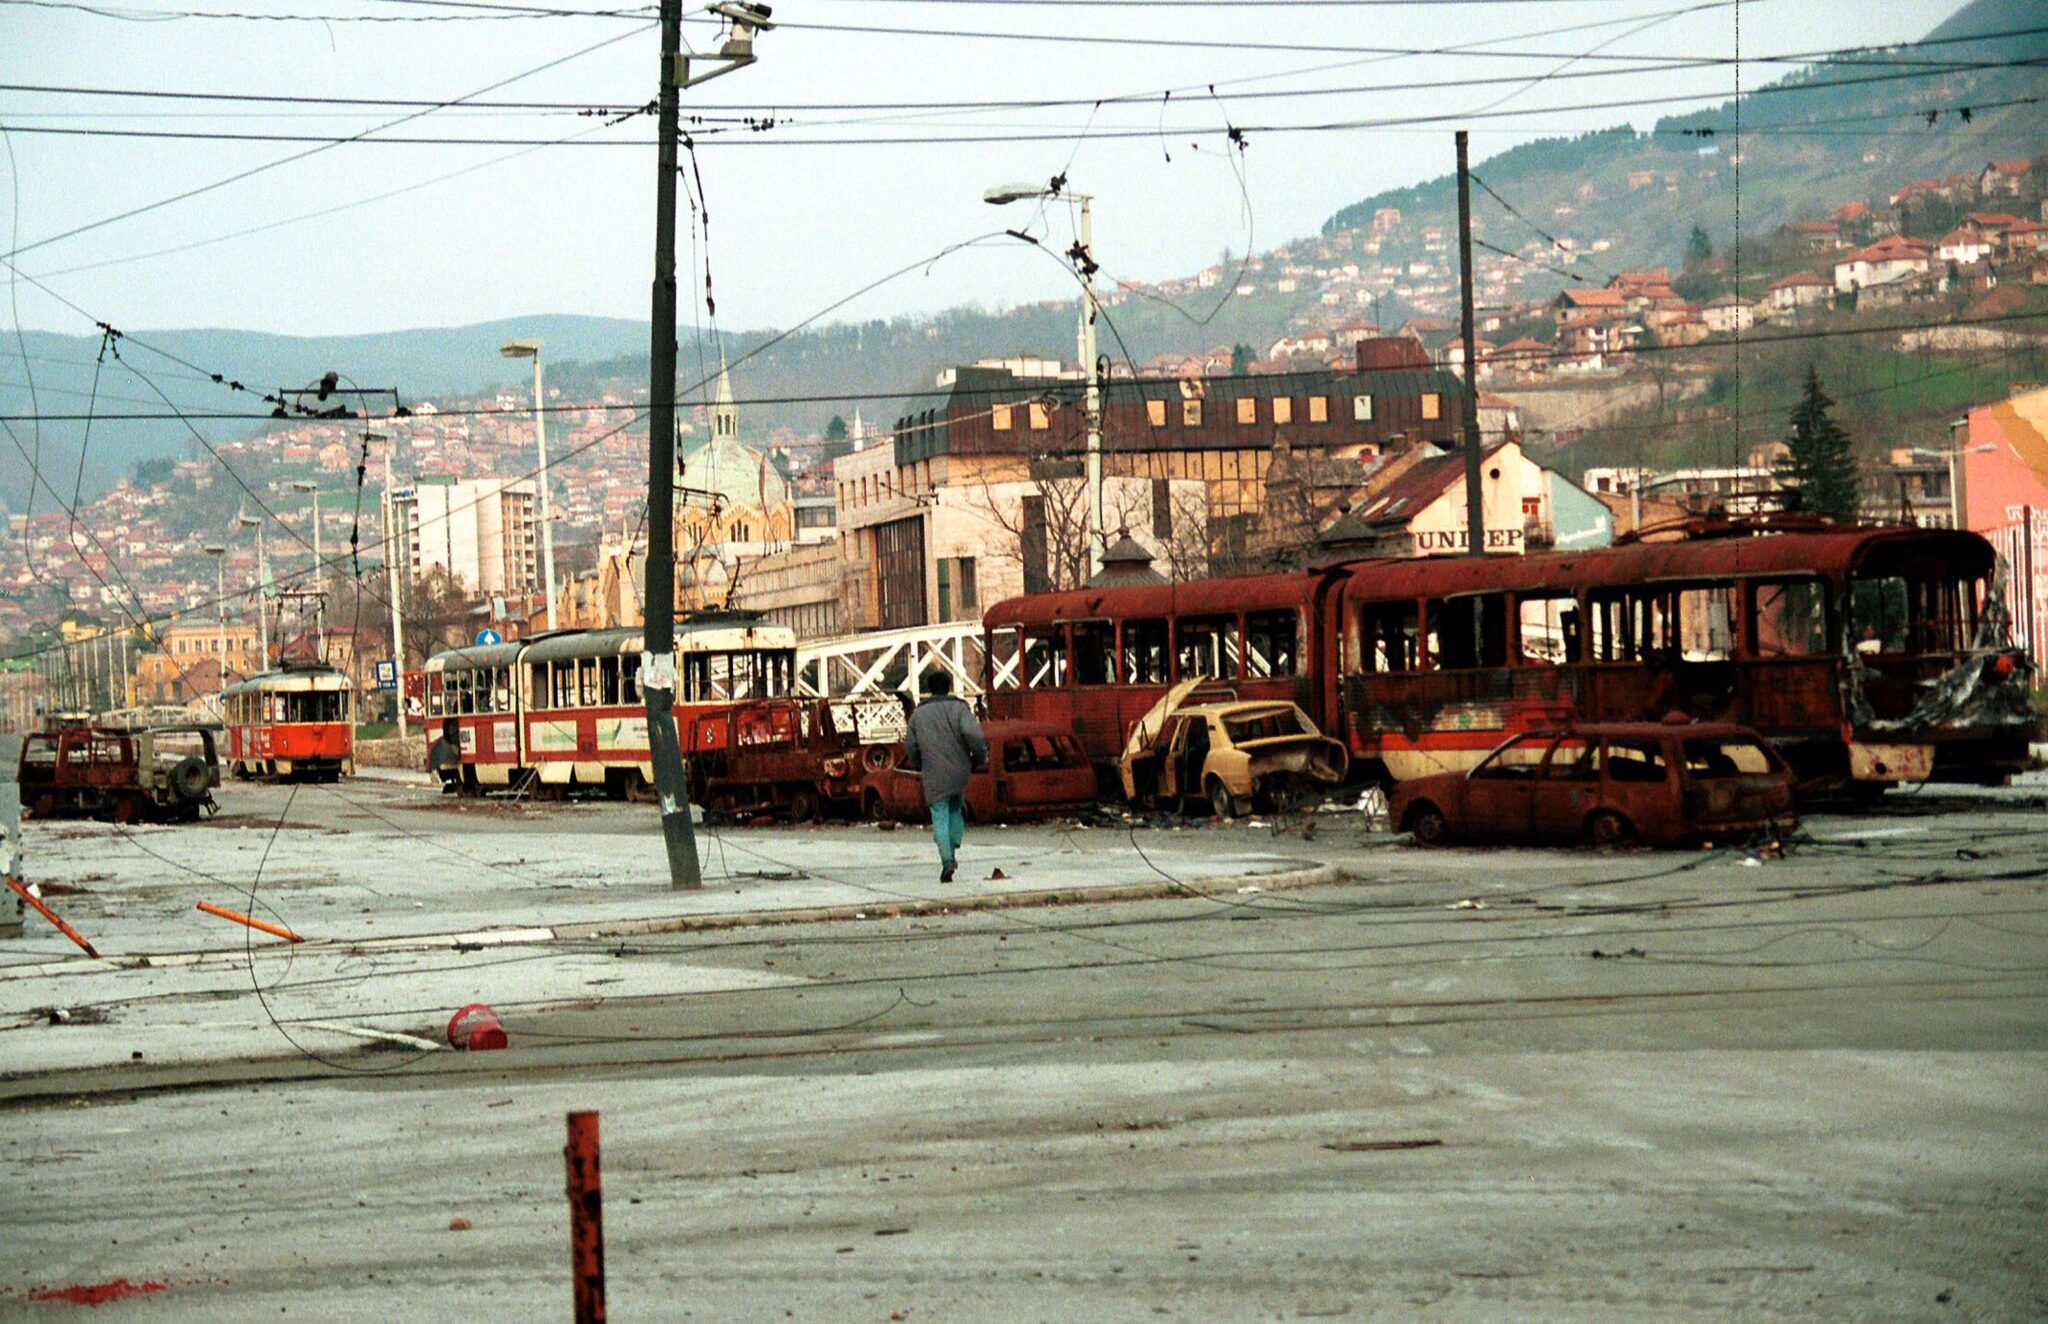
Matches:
[1700,294,1762,335]
[1834,235,1934,293]
[1938,225,1996,266]
[1780,220,1843,252]
[1768,271,1831,315]
[1979,158,2035,198]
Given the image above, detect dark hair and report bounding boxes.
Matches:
[925,670,954,696]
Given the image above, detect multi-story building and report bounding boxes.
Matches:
[391,477,539,597]
[134,621,262,704]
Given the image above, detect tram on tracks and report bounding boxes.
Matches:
[221,663,356,781]
[420,614,799,798]
[984,521,2039,796]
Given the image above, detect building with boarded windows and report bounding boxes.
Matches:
[822,338,1467,632]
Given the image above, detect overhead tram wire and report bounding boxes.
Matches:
[7,23,2039,111]
[11,54,2037,151]
[6,306,2044,430]
[0,20,654,265]
[0,0,653,18]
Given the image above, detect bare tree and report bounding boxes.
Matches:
[963,463,1095,594]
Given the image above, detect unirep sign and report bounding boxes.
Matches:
[1414,527,1524,554]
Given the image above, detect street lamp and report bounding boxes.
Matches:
[235,512,270,670]
[203,543,228,701]
[985,177,1106,580]
[501,339,558,630]
[289,480,325,659]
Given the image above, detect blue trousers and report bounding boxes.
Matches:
[930,794,966,868]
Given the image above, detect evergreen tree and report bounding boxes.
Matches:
[825,414,849,441]
[1231,343,1255,375]
[1780,365,1860,520]
[1685,224,1714,267]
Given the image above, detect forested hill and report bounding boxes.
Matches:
[1324,0,2048,269]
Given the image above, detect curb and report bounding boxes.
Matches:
[0,863,1351,980]
[549,862,1349,941]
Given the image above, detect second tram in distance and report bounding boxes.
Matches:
[221,663,357,781]
[420,614,799,798]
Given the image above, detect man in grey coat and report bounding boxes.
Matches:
[902,671,988,883]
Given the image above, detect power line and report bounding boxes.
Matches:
[5,308,2045,426]
[0,22,652,265]
[4,29,2035,112]
[0,0,651,19]
[14,55,2027,150]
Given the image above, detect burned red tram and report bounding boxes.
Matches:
[221,664,356,781]
[984,523,2039,796]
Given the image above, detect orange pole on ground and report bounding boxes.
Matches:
[565,1111,606,1323]
[195,902,305,944]
[6,877,99,958]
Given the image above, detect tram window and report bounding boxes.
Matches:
[1244,611,1298,678]
[1752,578,1829,657]
[577,659,601,706]
[1589,589,1678,662]
[599,657,622,705]
[493,668,512,712]
[1121,618,1169,684]
[1359,601,1420,672]
[1426,595,1507,670]
[554,661,578,708]
[1850,576,1910,655]
[1175,615,1238,680]
[1072,621,1114,686]
[987,627,1023,692]
[1023,628,1067,689]
[1677,586,1736,661]
[1517,595,1582,666]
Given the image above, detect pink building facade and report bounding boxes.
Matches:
[1958,387,2048,672]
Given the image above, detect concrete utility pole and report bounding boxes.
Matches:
[645,0,770,889]
[1455,130,1487,561]
[501,340,558,631]
[383,443,409,742]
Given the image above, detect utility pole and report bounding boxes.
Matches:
[1455,130,1486,561]
[1078,195,1104,582]
[383,444,409,743]
[643,0,768,889]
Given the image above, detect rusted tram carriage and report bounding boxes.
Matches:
[982,523,2037,797]
[1338,524,2036,791]
[221,664,356,781]
[981,571,1344,765]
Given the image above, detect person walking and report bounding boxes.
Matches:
[902,671,987,883]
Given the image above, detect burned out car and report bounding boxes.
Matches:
[1391,720,1797,849]
[1117,679,1349,818]
[864,720,1097,825]
[19,724,221,824]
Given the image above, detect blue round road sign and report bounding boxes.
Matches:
[475,628,504,646]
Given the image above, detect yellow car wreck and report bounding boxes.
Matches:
[1117,679,1350,818]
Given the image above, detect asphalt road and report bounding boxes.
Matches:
[3,792,2044,1321]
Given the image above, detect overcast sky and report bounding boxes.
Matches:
[1,0,1964,340]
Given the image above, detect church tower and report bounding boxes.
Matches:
[712,356,738,442]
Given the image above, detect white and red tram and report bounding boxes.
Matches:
[222,664,356,781]
[421,615,799,797]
